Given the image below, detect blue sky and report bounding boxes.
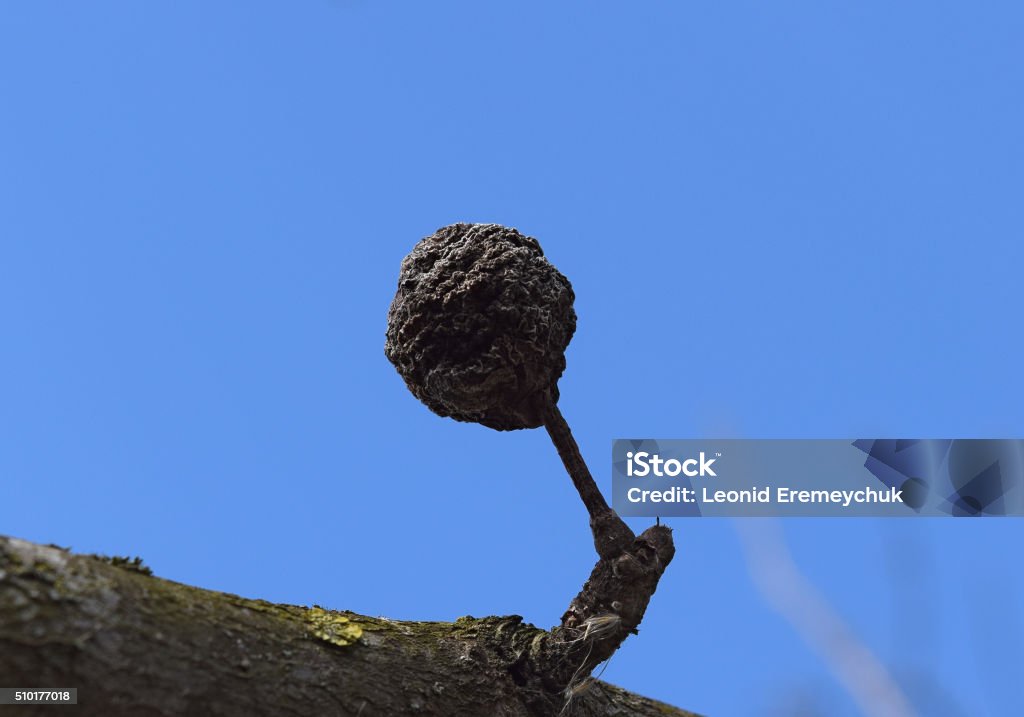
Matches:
[2,3,1022,715]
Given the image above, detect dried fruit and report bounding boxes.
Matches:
[385,223,576,430]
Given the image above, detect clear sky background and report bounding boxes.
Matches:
[2,3,1022,715]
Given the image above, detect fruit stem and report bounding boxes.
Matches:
[543,401,635,558]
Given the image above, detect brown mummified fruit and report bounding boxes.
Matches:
[386,223,634,559]
[385,223,576,431]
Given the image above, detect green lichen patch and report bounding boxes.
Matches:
[88,554,153,576]
[231,597,300,620]
[32,560,58,582]
[306,607,363,647]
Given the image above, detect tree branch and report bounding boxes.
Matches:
[0,536,699,717]
[538,401,676,683]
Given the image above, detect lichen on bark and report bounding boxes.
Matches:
[0,537,701,717]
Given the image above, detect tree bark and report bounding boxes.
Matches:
[0,536,699,717]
